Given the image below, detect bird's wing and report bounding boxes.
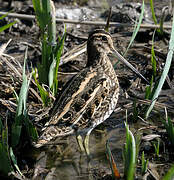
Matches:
[34,67,118,147]
[45,67,108,127]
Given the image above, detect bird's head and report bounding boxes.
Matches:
[87,29,114,55]
[87,29,148,83]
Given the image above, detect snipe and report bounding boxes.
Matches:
[34,29,144,154]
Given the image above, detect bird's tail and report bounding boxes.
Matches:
[33,126,74,148]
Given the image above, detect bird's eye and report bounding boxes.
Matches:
[102,36,107,41]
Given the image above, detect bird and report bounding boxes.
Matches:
[34,29,145,154]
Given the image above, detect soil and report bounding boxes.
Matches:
[0,0,174,179]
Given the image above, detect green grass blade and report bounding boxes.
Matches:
[123,122,136,180]
[48,0,56,44]
[0,143,13,175]
[150,0,158,25]
[33,68,50,106]
[24,114,38,142]
[0,11,16,33]
[162,117,174,145]
[0,121,13,175]
[146,10,174,118]
[13,88,19,103]
[32,0,42,14]
[49,30,66,96]
[2,120,8,145]
[153,139,160,157]
[141,151,148,175]
[10,147,23,177]
[145,76,154,99]
[15,48,28,118]
[145,31,156,99]
[124,0,144,56]
[151,31,157,77]
[11,125,22,148]
[0,21,16,33]
[159,7,168,36]
[12,47,30,147]
[149,0,162,34]
[53,31,66,95]
[38,34,52,84]
[32,0,43,30]
[0,12,9,20]
[48,57,56,90]
[162,164,174,180]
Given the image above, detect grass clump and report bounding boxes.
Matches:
[0,13,32,178]
[162,117,174,146]
[32,0,66,104]
[12,48,38,147]
[0,118,24,178]
[0,48,37,178]
[0,117,14,176]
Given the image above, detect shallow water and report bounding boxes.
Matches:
[32,118,125,179]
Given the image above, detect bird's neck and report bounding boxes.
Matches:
[87,51,107,67]
[87,50,117,80]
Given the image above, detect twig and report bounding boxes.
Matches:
[0,11,172,29]
[60,42,86,66]
[0,39,12,57]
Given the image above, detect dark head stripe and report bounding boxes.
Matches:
[88,29,111,40]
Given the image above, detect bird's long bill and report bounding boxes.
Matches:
[112,49,148,84]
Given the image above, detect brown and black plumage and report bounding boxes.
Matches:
[34,29,143,153]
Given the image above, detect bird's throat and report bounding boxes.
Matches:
[87,51,107,67]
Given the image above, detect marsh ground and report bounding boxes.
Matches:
[0,0,174,179]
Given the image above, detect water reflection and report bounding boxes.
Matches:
[33,116,125,180]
